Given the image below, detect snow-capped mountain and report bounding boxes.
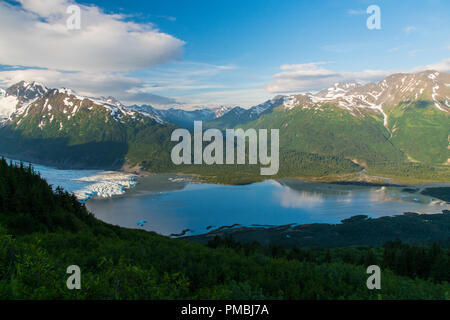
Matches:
[126,104,235,129]
[208,69,450,129]
[0,83,178,169]
[249,96,286,117]
[1,70,448,132]
[281,70,450,126]
[0,81,235,169]
[0,84,168,129]
[205,97,285,129]
[0,82,236,129]
[0,81,49,120]
[204,70,449,168]
[212,105,234,117]
[6,81,48,101]
[98,96,125,107]
[0,70,448,172]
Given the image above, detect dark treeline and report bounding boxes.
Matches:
[207,236,450,283]
[0,158,100,234]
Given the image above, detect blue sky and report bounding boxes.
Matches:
[0,0,449,108]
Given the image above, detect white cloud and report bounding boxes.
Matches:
[124,62,265,107]
[388,47,401,53]
[408,49,422,57]
[411,58,450,73]
[174,87,270,109]
[0,0,187,106]
[0,0,184,72]
[0,68,178,106]
[404,26,416,34]
[0,60,247,107]
[265,62,391,93]
[265,59,450,94]
[347,9,366,16]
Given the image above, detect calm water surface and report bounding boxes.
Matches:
[86,175,449,236]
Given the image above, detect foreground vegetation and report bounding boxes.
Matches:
[0,159,448,299]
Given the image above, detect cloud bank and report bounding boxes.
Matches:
[266,59,450,94]
[0,0,184,72]
[0,0,186,106]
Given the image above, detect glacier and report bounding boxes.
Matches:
[4,157,137,201]
[72,171,138,200]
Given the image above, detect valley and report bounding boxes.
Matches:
[0,158,448,300]
[3,156,448,238]
[1,0,449,303]
[0,70,449,185]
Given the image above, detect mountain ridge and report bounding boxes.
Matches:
[0,70,448,183]
[206,70,449,171]
[0,82,235,129]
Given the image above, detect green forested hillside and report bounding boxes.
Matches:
[0,91,178,169]
[232,101,450,183]
[387,100,450,164]
[240,104,404,165]
[0,159,449,299]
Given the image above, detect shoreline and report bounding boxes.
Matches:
[12,154,447,240]
[2,153,449,201]
[182,210,450,248]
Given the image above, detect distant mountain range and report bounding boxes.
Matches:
[128,104,234,129]
[206,70,449,167]
[0,70,448,182]
[0,81,235,128]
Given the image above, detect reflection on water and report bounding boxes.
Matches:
[86,175,449,236]
[276,188,324,208]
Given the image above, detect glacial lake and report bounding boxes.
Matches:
[4,157,449,237]
[85,174,450,236]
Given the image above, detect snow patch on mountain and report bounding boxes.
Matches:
[430,78,448,112]
[126,104,234,127]
[3,70,449,132]
[63,97,74,107]
[0,95,19,120]
[283,96,298,110]
[212,105,234,117]
[0,81,51,121]
[278,70,450,123]
[249,97,284,116]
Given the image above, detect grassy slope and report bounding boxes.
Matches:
[240,104,404,164]
[367,100,450,183]
[234,102,450,184]
[387,100,449,165]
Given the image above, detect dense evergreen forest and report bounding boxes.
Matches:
[0,159,448,299]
